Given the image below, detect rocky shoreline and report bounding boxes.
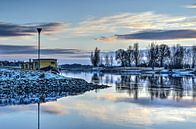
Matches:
[0,69,110,106]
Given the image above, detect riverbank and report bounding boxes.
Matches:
[60,65,196,76]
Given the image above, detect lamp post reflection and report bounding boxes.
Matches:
[37,95,45,129]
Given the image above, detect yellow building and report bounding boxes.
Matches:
[22,59,58,71]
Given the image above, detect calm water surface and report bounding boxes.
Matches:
[0,72,196,129]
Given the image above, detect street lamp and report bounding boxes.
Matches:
[37,28,42,70]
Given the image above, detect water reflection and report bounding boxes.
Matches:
[0,72,196,129]
[91,73,196,101]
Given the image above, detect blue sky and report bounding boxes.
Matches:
[0,0,195,63]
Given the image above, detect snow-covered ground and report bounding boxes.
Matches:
[0,68,65,80]
[0,68,109,106]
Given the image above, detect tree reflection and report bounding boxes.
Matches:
[116,75,140,99]
[91,73,100,84]
[115,74,195,101]
[192,77,196,101]
[91,73,114,85]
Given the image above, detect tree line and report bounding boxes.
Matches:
[90,43,196,69]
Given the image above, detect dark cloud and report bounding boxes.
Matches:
[0,45,87,56]
[0,22,65,37]
[114,29,196,40]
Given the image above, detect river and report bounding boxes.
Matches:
[0,72,195,129]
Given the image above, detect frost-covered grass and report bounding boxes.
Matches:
[0,68,65,80]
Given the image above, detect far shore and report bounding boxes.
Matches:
[60,64,196,76]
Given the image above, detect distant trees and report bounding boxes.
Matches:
[192,46,196,68]
[170,44,184,69]
[115,43,140,67]
[184,48,191,68]
[90,47,100,67]
[159,44,170,67]
[105,54,109,67]
[126,46,134,66]
[148,43,159,70]
[110,56,113,66]
[133,43,140,67]
[147,43,171,69]
[115,49,127,67]
[90,44,196,69]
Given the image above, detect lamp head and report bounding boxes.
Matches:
[37,28,42,33]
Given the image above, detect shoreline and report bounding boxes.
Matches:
[60,66,196,76]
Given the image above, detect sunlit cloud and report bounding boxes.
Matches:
[95,36,118,43]
[185,3,196,9]
[70,12,196,37]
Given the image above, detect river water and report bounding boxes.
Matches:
[0,72,195,129]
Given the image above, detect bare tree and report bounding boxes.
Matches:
[110,55,113,67]
[171,44,184,69]
[148,43,159,70]
[159,44,170,67]
[184,48,191,68]
[115,49,127,66]
[133,43,140,67]
[105,54,109,67]
[126,46,134,67]
[90,47,100,67]
[192,46,196,68]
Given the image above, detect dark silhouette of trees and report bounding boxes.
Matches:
[192,46,196,68]
[171,44,184,69]
[115,44,140,67]
[91,47,100,67]
[148,43,159,70]
[133,43,140,67]
[91,43,196,69]
[115,49,127,66]
[110,55,113,66]
[184,48,191,68]
[159,44,170,67]
[105,54,109,67]
[126,46,134,66]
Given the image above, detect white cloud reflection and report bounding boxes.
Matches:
[39,92,196,127]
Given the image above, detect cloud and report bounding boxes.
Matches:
[70,12,196,36]
[97,93,196,108]
[98,29,196,41]
[0,12,195,39]
[96,36,118,43]
[0,22,66,37]
[0,45,87,56]
[62,99,196,127]
[185,3,196,8]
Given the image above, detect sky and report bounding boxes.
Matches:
[0,0,195,64]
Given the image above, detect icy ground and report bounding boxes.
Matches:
[0,68,65,80]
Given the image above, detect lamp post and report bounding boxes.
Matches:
[37,28,42,71]
[37,28,42,129]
